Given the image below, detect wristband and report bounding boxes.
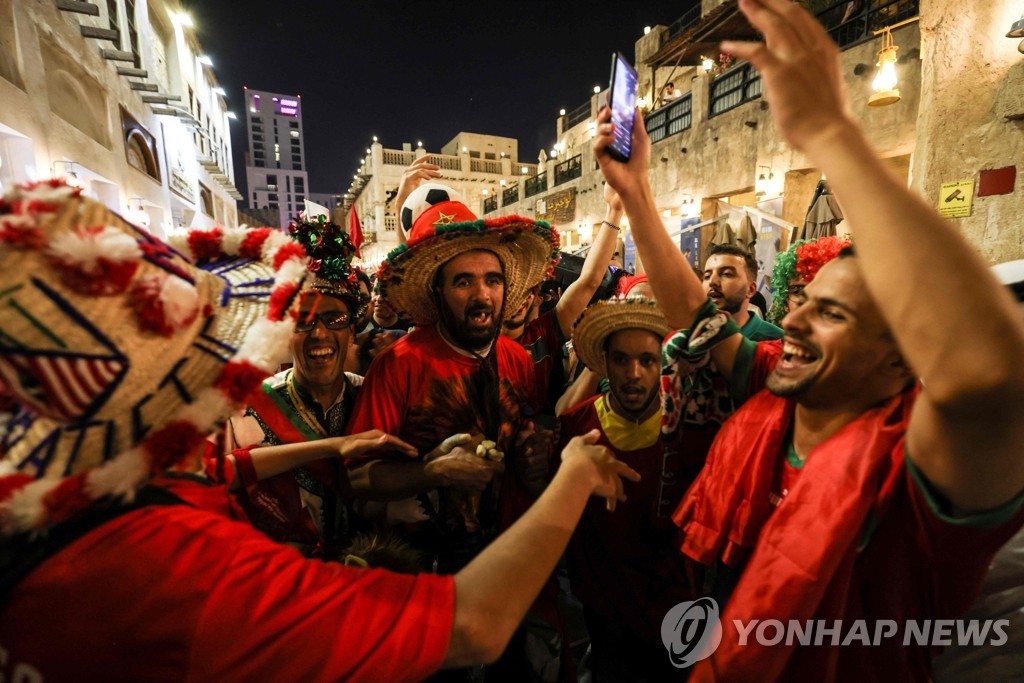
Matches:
[602,220,621,231]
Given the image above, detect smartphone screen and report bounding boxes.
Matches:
[607,52,638,162]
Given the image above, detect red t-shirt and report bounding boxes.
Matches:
[0,477,455,682]
[559,395,698,641]
[346,326,535,539]
[517,311,565,417]
[348,325,535,454]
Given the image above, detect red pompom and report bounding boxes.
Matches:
[0,473,34,504]
[268,281,300,321]
[186,227,224,262]
[143,420,205,471]
[239,228,273,259]
[273,241,307,270]
[0,222,46,249]
[215,361,267,404]
[56,257,140,296]
[42,474,93,525]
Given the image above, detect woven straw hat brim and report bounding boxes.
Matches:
[572,297,672,377]
[0,192,295,482]
[379,216,558,325]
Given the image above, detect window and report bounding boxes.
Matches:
[484,152,496,160]
[198,182,213,216]
[120,107,160,182]
[289,130,299,138]
[289,120,298,128]
[469,151,481,159]
[268,202,278,210]
[294,178,304,190]
[268,193,278,201]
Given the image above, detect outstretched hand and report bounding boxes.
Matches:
[561,429,640,511]
[337,430,417,460]
[722,0,854,158]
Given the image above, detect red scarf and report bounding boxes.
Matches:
[674,385,917,681]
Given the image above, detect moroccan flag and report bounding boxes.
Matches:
[348,205,363,257]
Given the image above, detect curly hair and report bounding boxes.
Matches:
[767,235,851,324]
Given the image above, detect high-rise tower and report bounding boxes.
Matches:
[243,88,308,229]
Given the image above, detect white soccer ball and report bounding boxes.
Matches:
[400,183,465,233]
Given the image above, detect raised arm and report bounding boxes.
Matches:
[553,184,625,335]
[444,430,639,666]
[593,108,707,329]
[393,157,442,244]
[728,0,1024,510]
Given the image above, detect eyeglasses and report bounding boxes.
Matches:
[294,310,350,333]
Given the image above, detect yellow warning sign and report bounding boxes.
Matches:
[938,179,974,218]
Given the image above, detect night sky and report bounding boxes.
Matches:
[187,0,699,198]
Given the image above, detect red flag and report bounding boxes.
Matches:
[348,205,363,257]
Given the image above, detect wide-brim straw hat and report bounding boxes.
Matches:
[377,183,559,325]
[572,296,672,377]
[0,180,308,533]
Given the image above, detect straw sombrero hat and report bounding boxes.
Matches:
[572,296,671,376]
[0,179,308,533]
[377,183,559,325]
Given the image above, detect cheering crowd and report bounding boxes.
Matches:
[1,1,1022,681]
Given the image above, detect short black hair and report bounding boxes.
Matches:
[354,267,372,292]
[708,244,758,280]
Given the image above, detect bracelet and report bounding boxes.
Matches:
[602,220,621,231]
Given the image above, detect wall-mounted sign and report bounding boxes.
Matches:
[937,179,974,218]
[537,188,575,224]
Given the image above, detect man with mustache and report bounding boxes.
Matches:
[595,0,1024,680]
[558,297,695,681]
[346,183,559,575]
[703,243,782,341]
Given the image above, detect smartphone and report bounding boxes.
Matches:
[607,52,638,162]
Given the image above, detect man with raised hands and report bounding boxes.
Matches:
[593,0,1024,680]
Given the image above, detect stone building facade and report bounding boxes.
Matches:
[0,0,241,238]
[493,0,1023,265]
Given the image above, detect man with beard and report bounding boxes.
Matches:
[595,0,1024,680]
[703,244,783,341]
[558,298,695,682]
[346,183,560,574]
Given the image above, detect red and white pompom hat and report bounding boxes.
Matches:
[0,179,308,534]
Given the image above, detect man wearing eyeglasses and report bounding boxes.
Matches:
[226,274,369,557]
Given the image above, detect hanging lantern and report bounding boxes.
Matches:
[869,28,900,107]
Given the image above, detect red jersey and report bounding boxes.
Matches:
[517,311,565,416]
[347,326,535,563]
[0,477,454,682]
[559,394,697,642]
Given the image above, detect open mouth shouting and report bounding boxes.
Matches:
[466,304,495,329]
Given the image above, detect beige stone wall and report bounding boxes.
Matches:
[911,0,1024,262]
[0,0,239,233]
